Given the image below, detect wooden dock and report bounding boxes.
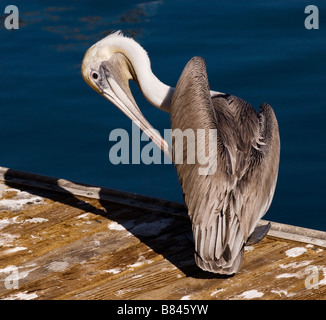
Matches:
[0,166,325,300]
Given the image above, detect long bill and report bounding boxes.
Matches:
[101,73,172,160]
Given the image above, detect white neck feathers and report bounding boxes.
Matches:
[96,32,174,112]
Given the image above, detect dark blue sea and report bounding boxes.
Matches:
[1,0,325,230]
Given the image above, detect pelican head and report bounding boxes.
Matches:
[81,31,171,156]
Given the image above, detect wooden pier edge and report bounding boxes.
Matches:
[1,165,326,248]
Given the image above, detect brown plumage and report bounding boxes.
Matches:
[81,32,280,275]
[171,57,280,274]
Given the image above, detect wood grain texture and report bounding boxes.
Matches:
[0,168,325,300]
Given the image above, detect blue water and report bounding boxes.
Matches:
[0,0,325,230]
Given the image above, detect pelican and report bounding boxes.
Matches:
[81,31,280,275]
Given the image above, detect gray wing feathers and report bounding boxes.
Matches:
[170,57,280,274]
[241,102,280,237]
[171,57,245,274]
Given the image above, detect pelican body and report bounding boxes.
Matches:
[82,31,280,275]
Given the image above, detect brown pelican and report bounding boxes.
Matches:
[81,31,280,275]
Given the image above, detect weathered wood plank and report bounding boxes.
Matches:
[0,181,191,300]
[0,166,188,218]
[0,169,326,300]
[2,166,325,248]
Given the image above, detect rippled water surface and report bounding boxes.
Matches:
[0,0,325,230]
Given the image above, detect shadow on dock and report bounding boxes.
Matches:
[1,167,231,280]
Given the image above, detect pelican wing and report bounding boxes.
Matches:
[170,57,280,274]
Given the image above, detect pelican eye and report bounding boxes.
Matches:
[91,71,99,80]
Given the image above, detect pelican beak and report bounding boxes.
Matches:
[92,61,171,159]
